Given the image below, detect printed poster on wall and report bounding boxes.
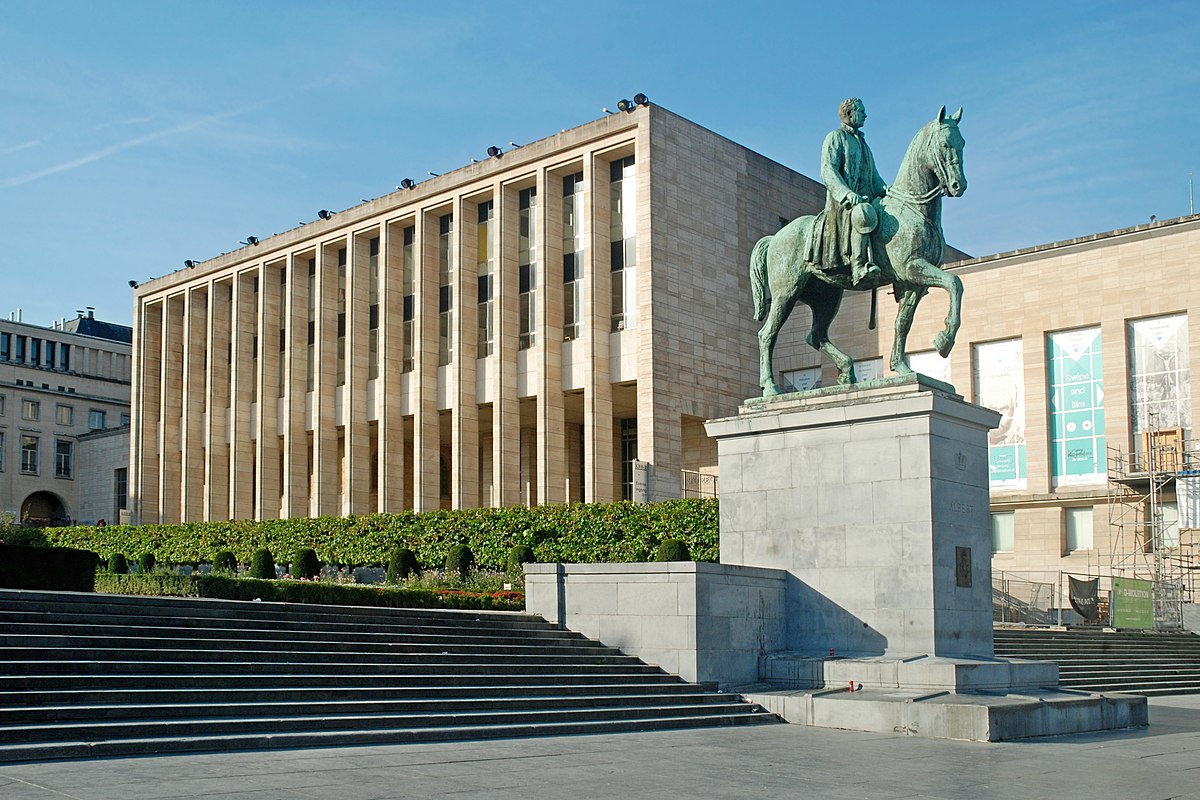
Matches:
[1128,314,1191,440]
[909,350,952,385]
[973,339,1026,490]
[1049,328,1106,487]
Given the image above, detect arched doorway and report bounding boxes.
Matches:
[21,491,69,527]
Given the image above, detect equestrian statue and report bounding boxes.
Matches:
[751,99,966,396]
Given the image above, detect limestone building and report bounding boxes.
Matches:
[0,309,132,524]
[129,103,824,524]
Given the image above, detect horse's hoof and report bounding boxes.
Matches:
[762,384,784,397]
[934,332,955,358]
[893,363,914,376]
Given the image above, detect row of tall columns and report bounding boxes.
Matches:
[133,149,634,523]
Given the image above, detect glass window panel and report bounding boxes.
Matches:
[991,511,1015,553]
[1065,507,1093,551]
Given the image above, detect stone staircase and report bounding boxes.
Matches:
[0,589,777,762]
[993,627,1200,696]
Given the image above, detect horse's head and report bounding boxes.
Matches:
[927,106,966,197]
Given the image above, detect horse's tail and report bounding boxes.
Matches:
[750,235,772,322]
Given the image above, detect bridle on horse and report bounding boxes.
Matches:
[884,123,959,208]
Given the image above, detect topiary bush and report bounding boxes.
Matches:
[213,551,238,574]
[445,544,475,580]
[387,547,421,583]
[506,544,536,574]
[137,552,156,574]
[107,553,129,574]
[655,538,691,562]
[249,548,276,580]
[291,548,321,580]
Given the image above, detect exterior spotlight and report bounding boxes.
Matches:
[508,141,523,148]
[184,259,198,268]
[241,236,259,246]
[634,93,649,106]
[428,171,439,177]
[400,178,415,189]
[487,145,502,158]
[602,108,615,115]
[318,209,333,220]
[616,98,633,112]
[128,280,139,288]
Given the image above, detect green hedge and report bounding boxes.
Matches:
[38,499,720,569]
[94,572,524,611]
[0,544,98,592]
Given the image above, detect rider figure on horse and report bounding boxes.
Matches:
[807,97,887,286]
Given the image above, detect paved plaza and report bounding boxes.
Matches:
[1,695,1197,800]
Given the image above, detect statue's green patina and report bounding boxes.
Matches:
[751,103,966,397]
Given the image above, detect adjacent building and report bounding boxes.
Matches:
[0,309,132,525]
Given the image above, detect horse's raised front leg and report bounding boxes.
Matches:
[904,258,963,357]
[757,290,798,397]
[890,287,924,375]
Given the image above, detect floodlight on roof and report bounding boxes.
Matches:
[400,178,415,189]
[318,209,333,220]
[634,93,649,106]
[486,145,502,158]
[240,236,259,246]
[616,98,633,112]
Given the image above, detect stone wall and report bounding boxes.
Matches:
[524,561,786,687]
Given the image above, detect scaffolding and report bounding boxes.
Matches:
[1106,427,1200,618]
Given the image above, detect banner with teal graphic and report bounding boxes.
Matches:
[1048,328,1106,486]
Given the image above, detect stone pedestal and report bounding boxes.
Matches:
[706,374,997,659]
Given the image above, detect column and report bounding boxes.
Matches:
[379,222,407,511]
[313,243,340,516]
[181,287,207,522]
[229,271,256,519]
[256,263,283,519]
[347,234,372,513]
[133,298,162,524]
[413,213,441,510]
[537,167,567,504]
[452,195,480,509]
[493,184,521,506]
[583,152,615,502]
[282,253,310,518]
[159,295,184,523]
[205,280,231,520]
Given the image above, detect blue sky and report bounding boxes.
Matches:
[1,1,1197,328]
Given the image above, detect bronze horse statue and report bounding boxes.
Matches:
[751,106,966,396]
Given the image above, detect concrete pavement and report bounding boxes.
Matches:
[2,696,1198,800]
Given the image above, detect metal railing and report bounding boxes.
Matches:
[993,571,1056,625]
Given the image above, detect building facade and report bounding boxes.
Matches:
[0,310,132,524]
[772,214,1200,596]
[130,105,824,524]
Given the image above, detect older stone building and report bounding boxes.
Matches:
[129,104,824,524]
[0,309,132,524]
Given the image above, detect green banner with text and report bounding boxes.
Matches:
[1111,577,1154,629]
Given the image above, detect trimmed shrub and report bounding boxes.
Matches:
[506,544,536,574]
[0,544,97,592]
[445,544,475,580]
[137,552,156,574]
[249,549,276,580]
[213,551,238,574]
[107,553,129,574]
[655,539,691,562]
[291,548,321,580]
[387,547,421,583]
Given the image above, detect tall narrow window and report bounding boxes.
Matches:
[59,343,70,372]
[337,247,347,385]
[250,276,259,401]
[402,226,416,373]
[518,187,538,349]
[114,467,128,521]
[563,172,585,341]
[54,440,73,478]
[620,418,637,501]
[991,511,1015,553]
[0,333,8,360]
[22,399,39,421]
[0,431,5,472]
[14,336,25,363]
[45,341,55,369]
[89,409,105,430]
[610,156,637,331]
[477,201,495,356]
[306,258,316,392]
[20,435,38,475]
[278,267,287,397]
[438,214,454,366]
[368,236,380,380]
[30,339,40,367]
[1065,507,1094,552]
[56,404,73,426]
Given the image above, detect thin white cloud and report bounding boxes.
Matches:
[2,139,41,154]
[0,108,239,188]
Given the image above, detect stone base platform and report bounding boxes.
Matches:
[761,652,1060,693]
[739,684,1148,742]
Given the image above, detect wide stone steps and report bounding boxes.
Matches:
[0,590,777,761]
[993,628,1200,695]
